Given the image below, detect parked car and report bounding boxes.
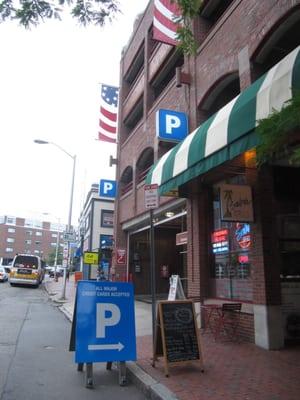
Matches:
[0,266,9,282]
[48,267,64,278]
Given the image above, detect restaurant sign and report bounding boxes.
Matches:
[220,184,254,222]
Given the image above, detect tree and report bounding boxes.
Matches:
[0,0,202,55]
[46,248,63,266]
[173,0,203,55]
[0,0,120,28]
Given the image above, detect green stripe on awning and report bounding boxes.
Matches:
[146,46,300,195]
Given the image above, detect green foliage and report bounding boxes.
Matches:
[172,0,203,55]
[256,91,300,166]
[0,0,120,28]
[46,248,63,266]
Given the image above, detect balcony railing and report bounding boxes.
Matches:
[121,181,133,196]
[137,166,152,184]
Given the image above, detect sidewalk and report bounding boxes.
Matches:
[45,274,300,400]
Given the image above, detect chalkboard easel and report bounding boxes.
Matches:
[153,300,204,377]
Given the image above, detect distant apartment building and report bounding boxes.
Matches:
[0,215,66,262]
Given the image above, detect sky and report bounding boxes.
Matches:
[0,0,149,227]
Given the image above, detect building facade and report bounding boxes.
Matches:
[113,0,300,349]
[78,184,114,279]
[0,215,66,263]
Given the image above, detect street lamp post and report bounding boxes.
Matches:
[34,139,76,300]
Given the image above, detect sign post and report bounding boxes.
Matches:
[144,184,159,355]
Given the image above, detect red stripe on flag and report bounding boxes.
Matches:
[153,28,178,46]
[98,132,116,144]
[99,120,116,134]
[153,7,178,34]
[100,106,117,122]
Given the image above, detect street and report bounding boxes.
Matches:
[0,281,147,400]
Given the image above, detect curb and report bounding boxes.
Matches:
[44,281,178,400]
[126,362,179,400]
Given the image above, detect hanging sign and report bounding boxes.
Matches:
[220,184,254,222]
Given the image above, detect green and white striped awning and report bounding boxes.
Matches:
[146,46,300,195]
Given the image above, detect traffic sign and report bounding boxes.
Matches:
[75,281,136,363]
[63,231,76,242]
[144,184,159,209]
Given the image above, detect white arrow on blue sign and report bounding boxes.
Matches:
[75,281,136,363]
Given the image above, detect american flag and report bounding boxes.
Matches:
[98,84,119,144]
[153,0,181,46]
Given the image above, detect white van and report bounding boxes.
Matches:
[10,254,45,287]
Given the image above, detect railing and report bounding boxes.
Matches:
[121,181,133,196]
[137,166,152,184]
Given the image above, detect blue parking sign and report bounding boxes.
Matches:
[75,281,136,363]
[156,109,188,142]
[99,179,117,198]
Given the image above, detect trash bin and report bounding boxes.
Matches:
[74,271,83,283]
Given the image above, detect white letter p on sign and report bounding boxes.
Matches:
[103,182,113,194]
[166,115,181,134]
[96,303,121,338]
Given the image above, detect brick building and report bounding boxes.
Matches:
[113,0,300,349]
[0,215,66,263]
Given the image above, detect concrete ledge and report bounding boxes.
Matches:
[126,362,179,400]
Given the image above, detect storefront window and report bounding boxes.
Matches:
[210,177,253,301]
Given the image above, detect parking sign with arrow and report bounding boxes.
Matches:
[75,281,136,363]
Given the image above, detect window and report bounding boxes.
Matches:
[8,228,15,233]
[150,51,184,101]
[26,230,32,235]
[6,216,16,225]
[200,0,234,24]
[25,219,42,228]
[35,241,41,245]
[36,231,42,236]
[6,248,14,253]
[25,240,32,245]
[100,234,113,249]
[85,214,91,231]
[51,242,57,247]
[120,166,133,196]
[101,210,114,227]
[123,96,144,133]
[52,233,58,238]
[210,176,253,301]
[7,238,15,243]
[34,250,40,254]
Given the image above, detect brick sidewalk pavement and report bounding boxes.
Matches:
[45,275,300,400]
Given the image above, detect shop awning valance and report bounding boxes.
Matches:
[146,46,300,195]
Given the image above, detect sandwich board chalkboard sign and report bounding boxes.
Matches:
[153,300,204,376]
